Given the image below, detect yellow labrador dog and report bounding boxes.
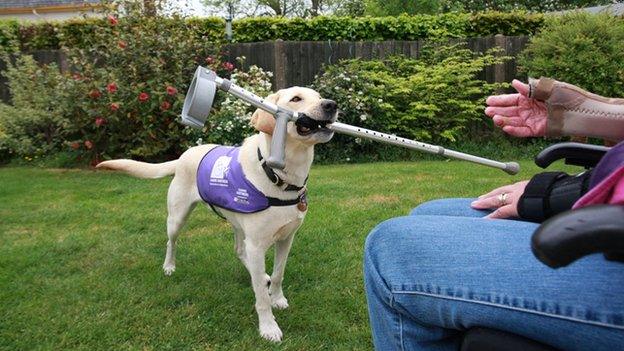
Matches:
[97,87,337,342]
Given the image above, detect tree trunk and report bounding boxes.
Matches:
[143,0,157,16]
[261,0,283,16]
[311,0,320,16]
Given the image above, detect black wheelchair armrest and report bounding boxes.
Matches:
[535,142,610,169]
[531,205,624,268]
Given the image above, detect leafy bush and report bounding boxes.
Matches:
[0,1,266,165]
[0,56,71,161]
[468,11,545,37]
[0,11,546,51]
[200,60,274,146]
[0,20,19,52]
[312,44,509,162]
[518,12,624,98]
[49,1,227,164]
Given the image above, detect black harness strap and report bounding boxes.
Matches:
[208,203,227,219]
[267,196,301,206]
[257,148,307,191]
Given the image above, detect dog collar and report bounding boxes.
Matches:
[257,148,307,192]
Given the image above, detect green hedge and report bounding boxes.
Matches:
[519,11,624,99]
[0,11,545,51]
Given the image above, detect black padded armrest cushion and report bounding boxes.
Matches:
[535,142,610,169]
[531,205,624,268]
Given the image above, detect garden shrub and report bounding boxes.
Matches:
[198,59,274,146]
[0,20,19,52]
[0,0,263,165]
[311,44,509,162]
[0,11,546,51]
[468,11,545,37]
[46,2,222,163]
[0,56,72,161]
[518,12,624,98]
[0,1,276,165]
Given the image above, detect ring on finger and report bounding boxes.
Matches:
[497,192,508,207]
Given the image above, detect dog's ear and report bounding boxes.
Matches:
[250,91,280,135]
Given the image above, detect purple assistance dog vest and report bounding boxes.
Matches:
[197,146,270,213]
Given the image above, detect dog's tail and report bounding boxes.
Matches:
[96,159,178,179]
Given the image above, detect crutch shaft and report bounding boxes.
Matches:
[327,122,520,175]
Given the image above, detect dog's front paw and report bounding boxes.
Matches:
[259,320,283,342]
[163,264,176,276]
[271,296,289,310]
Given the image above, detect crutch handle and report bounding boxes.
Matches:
[266,111,290,170]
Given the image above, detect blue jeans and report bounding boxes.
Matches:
[364,198,624,351]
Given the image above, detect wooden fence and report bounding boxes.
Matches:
[0,35,529,103]
[223,35,529,90]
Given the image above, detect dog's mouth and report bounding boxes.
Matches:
[295,114,333,136]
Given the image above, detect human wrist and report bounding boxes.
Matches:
[517,171,592,223]
[529,77,624,141]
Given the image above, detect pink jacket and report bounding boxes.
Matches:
[573,141,624,209]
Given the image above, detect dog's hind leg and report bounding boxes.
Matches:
[245,240,283,342]
[233,226,248,269]
[163,175,198,276]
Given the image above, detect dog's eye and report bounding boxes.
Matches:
[290,96,302,103]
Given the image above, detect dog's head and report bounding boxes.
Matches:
[250,87,337,145]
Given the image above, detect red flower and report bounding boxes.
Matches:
[110,102,120,111]
[118,40,127,49]
[160,101,171,110]
[90,156,101,168]
[89,89,101,99]
[205,56,215,64]
[95,117,106,127]
[72,73,82,80]
[84,140,93,150]
[106,82,117,93]
[70,142,80,150]
[138,92,149,102]
[222,62,234,71]
[108,15,118,26]
[166,85,177,96]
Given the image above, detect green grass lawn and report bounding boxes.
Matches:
[0,160,573,350]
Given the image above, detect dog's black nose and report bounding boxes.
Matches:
[321,99,337,114]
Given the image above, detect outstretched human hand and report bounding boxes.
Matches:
[471,180,529,219]
[485,79,548,138]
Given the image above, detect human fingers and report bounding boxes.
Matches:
[493,115,526,127]
[486,204,517,219]
[485,106,519,117]
[485,93,520,107]
[502,125,536,138]
[476,184,515,200]
[512,79,530,97]
[471,194,508,210]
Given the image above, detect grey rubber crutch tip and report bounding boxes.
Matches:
[504,162,520,175]
[180,67,217,129]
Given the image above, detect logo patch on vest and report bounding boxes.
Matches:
[209,155,231,187]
